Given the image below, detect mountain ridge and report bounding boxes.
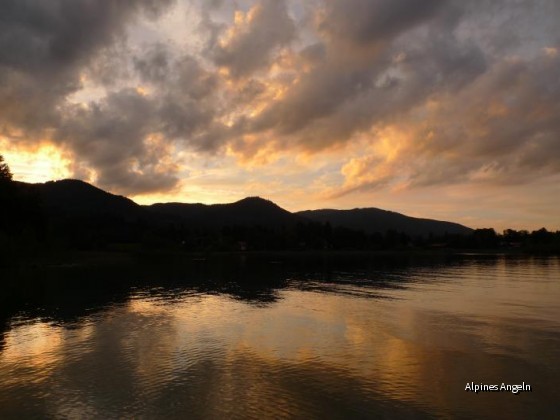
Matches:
[296,208,471,237]
[146,195,298,227]
[22,179,472,236]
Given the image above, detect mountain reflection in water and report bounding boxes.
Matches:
[0,254,559,418]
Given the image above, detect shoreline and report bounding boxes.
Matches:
[4,247,558,271]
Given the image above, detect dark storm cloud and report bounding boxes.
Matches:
[233,0,560,195]
[318,0,446,45]
[2,0,560,197]
[407,51,560,186]
[0,0,174,77]
[0,0,193,194]
[333,46,560,195]
[247,0,449,145]
[212,0,296,78]
[134,44,171,86]
[58,51,220,194]
[58,89,176,195]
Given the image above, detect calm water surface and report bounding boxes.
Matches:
[0,255,559,419]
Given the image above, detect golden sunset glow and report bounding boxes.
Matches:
[1,141,72,183]
[1,323,65,378]
[1,2,559,420]
[0,0,558,231]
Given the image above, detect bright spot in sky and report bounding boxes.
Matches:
[1,142,71,183]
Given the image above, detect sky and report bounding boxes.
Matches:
[1,0,559,231]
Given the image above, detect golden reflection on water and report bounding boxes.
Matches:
[0,257,559,418]
[3,323,63,365]
[1,322,65,387]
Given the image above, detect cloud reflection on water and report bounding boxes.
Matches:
[0,255,559,418]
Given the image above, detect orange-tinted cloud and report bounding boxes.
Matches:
[1,0,560,229]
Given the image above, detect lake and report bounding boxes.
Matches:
[1,254,559,418]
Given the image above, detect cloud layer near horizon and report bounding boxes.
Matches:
[1,0,559,228]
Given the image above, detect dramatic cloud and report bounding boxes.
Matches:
[212,0,296,78]
[1,0,559,228]
[318,0,446,45]
[0,0,177,192]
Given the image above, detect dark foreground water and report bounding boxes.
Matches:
[0,254,559,419]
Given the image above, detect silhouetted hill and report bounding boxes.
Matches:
[147,196,301,227]
[22,180,473,235]
[9,180,148,249]
[28,179,143,220]
[296,208,472,237]
[12,179,473,248]
[5,178,560,257]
